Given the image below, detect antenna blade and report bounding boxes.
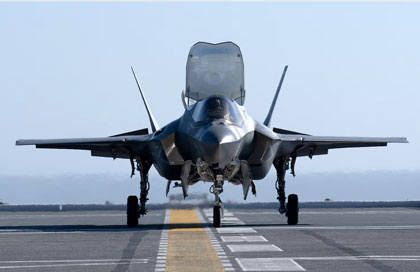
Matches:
[131,67,160,132]
[263,65,288,127]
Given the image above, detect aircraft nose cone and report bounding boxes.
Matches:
[199,124,240,144]
[197,124,243,166]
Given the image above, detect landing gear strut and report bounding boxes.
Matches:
[274,157,299,225]
[127,158,152,227]
[210,174,224,228]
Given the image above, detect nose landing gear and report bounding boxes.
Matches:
[211,174,225,228]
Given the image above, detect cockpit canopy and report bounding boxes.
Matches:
[192,96,242,124]
[185,42,245,106]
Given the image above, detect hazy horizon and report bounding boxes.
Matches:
[1,170,419,205]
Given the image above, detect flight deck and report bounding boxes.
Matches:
[1,207,420,272]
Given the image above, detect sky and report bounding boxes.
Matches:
[0,2,419,203]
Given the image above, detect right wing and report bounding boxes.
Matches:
[16,132,152,159]
[276,132,408,158]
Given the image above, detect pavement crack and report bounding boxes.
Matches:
[300,229,398,272]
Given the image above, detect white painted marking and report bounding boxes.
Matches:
[236,258,305,271]
[222,222,246,226]
[234,210,420,215]
[154,209,169,272]
[285,255,420,261]
[254,225,420,230]
[217,227,256,233]
[221,236,267,242]
[198,209,234,271]
[203,211,234,217]
[223,217,241,221]
[0,259,148,264]
[0,231,85,235]
[0,259,148,270]
[0,214,126,220]
[228,244,282,252]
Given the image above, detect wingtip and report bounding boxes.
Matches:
[393,137,409,144]
[15,139,28,146]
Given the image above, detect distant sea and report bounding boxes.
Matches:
[0,170,419,205]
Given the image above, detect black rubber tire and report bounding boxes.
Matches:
[287,194,299,225]
[127,195,139,227]
[213,206,221,228]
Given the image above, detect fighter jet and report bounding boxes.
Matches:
[16,42,408,227]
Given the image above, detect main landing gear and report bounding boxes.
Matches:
[274,157,299,225]
[210,174,225,228]
[127,159,152,227]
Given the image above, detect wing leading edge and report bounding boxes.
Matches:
[16,134,152,159]
[275,132,408,158]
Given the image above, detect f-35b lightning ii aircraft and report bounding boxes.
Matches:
[17,42,408,227]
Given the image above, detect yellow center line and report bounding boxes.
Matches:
[166,209,225,272]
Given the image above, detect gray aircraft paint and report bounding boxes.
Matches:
[16,42,408,223]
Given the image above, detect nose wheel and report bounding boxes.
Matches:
[213,205,222,228]
[211,174,224,228]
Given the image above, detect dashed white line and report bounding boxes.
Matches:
[253,225,420,230]
[217,227,257,233]
[154,209,169,272]
[221,235,268,242]
[228,244,283,252]
[236,258,305,271]
[0,259,148,270]
[198,209,236,271]
[284,256,420,261]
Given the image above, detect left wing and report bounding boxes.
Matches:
[16,133,152,159]
[276,133,408,158]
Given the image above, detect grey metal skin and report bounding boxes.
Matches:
[16,42,408,226]
[144,95,279,185]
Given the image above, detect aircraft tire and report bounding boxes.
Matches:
[127,195,139,227]
[287,194,299,225]
[213,206,221,228]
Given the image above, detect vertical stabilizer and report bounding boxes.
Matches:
[131,67,160,133]
[263,65,288,127]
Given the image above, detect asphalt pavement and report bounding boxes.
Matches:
[1,207,420,271]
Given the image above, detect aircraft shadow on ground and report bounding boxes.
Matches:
[0,222,310,233]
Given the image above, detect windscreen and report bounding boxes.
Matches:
[186,42,245,105]
[192,96,242,124]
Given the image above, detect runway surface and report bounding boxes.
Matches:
[1,207,420,271]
